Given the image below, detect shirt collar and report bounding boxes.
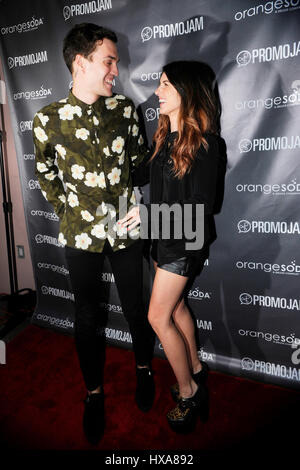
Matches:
[67,90,105,114]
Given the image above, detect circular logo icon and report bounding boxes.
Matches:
[237,220,251,233]
[239,139,252,153]
[291,79,300,94]
[19,121,26,132]
[8,57,14,69]
[63,6,71,21]
[28,179,36,190]
[41,285,49,295]
[35,234,44,244]
[141,26,153,42]
[241,357,254,370]
[236,50,251,67]
[145,108,157,121]
[239,293,253,305]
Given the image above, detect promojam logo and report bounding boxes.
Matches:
[241,357,300,381]
[236,41,300,66]
[19,121,33,132]
[145,107,160,121]
[63,0,112,21]
[41,285,74,301]
[141,16,203,42]
[239,135,300,152]
[239,292,300,311]
[237,219,300,234]
[234,0,300,20]
[8,50,48,69]
[35,234,64,247]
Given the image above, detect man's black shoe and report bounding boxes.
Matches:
[135,367,155,412]
[83,391,105,445]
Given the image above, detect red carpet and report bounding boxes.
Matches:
[0,324,299,454]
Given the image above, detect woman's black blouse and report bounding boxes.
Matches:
[132,132,222,264]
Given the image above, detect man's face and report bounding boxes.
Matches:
[80,38,119,97]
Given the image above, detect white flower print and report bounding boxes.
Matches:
[36,162,48,173]
[108,167,121,186]
[138,135,144,146]
[81,210,94,222]
[131,155,137,161]
[132,124,139,137]
[122,187,128,197]
[103,146,110,157]
[58,232,67,246]
[75,128,89,140]
[118,151,125,166]
[55,144,66,159]
[59,104,75,121]
[91,224,106,239]
[118,243,126,249]
[45,171,56,181]
[73,105,82,117]
[98,172,106,189]
[58,194,66,204]
[75,233,92,249]
[112,136,125,154]
[34,126,48,143]
[68,192,79,207]
[109,208,116,218]
[37,113,49,127]
[114,94,125,100]
[71,164,85,180]
[41,190,48,201]
[130,192,136,205]
[93,116,99,125]
[123,106,132,119]
[66,182,77,193]
[84,172,98,187]
[59,98,67,103]
[133,110,138,121]
[105,97,118,110]
[100,201,108,215]
[115,223,127,237]
[107,234,115,246]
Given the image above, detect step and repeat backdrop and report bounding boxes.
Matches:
[1,0,300,389]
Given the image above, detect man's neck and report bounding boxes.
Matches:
[72,84,99,105]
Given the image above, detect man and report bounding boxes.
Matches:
[33,23,155,445]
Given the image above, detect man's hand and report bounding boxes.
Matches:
[118,205,141,231]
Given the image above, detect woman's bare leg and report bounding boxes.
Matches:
[148,266,197,398]
[172,299,202,374]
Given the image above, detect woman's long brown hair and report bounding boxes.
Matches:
[151,61,219,178]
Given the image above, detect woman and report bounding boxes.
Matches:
[119,61,222,432]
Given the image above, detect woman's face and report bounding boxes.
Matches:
[155,72,181,122]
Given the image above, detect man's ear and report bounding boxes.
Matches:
[74,54,85,73]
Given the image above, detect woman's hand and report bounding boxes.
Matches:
[118,205,141,231]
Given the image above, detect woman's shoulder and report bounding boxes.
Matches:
[196,133,225,159]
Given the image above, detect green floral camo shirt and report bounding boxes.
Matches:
[33,91,147,252]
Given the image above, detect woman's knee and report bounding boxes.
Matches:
[148,307,164,333]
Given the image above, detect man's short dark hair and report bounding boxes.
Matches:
[63,23,118,73]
